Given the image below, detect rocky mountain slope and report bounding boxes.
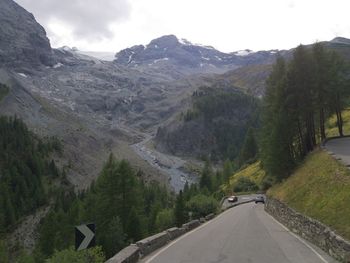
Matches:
[114,35,279,76]
[1,0,350,189]
[0,0,55,70]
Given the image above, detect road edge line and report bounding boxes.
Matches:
[266,212,329,263]
[143,201,253,263]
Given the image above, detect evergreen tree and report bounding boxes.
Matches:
[238,127,258,166]
[174,190,185,227]
[260,44,350,181]
[222,160,234,182]
[100,217,125,258]
[199,160,213,191]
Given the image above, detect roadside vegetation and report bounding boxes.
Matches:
[326,108,350,137]
[260,43,350,183]
[268,150,350,240]
[221,162,266,195]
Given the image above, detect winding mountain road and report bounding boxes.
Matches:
[324,137,350,167]
[141,203,338,263]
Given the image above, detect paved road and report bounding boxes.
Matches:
[325,137,350,166]
[221,194,256,210]
[141,203,338,263]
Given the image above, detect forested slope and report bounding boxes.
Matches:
[155,87,260,161]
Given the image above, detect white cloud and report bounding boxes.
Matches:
[15,0,131,44]
[14,0,350,52]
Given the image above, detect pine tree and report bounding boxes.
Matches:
[199,160,213,191]
[261,55,295,180]
[174,190,185,227]
[101,216,126,258]
[222,160,234,182]
[238,127,257,166]
[126,207,143,242]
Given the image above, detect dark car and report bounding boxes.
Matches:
[228,195,238,202]
[255,195,265,204]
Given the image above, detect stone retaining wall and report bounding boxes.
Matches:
[105,244,140,263]
[265,197,350,262]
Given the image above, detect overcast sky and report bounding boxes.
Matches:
[15,0,350,53]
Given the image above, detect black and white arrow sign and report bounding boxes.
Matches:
[75,223,95,251]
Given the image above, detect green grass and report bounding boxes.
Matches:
[325,108,350,137]
[221,161,266,194]
[0,84,9,102]
[268,150,350,240]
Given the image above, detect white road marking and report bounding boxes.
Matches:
[144,205,235,263]
[266,212,329,263]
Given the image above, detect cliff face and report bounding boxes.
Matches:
[0,0,54,70]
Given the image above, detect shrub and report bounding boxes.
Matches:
[186,194,218,218]
[155,209,174,231]
[46,246,105,263]
[233,177,258,192]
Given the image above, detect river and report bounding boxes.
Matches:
[131,134,198,192]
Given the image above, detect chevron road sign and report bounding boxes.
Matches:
[75,223,96,251]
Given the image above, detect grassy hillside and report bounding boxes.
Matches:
[268,150,350,240]
[221,161,266,194]
[325,108,350,137]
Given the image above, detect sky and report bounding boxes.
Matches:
[15,0,350,53]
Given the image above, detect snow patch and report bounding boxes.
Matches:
[202,57,210,61]
[17,73,27,78]
[215,56,222,61]
[234,49,254,56]
[149,57,169,66]
[154,58,169,63]
[53,63,63,69]
[195,43,215,50]
[127,51,135,64]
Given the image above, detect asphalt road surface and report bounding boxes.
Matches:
[141,203,338,263]
[325,137,350,166]
[221,194,255,210]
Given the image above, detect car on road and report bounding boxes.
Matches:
[255,195,265,204]
[228,195,238,202]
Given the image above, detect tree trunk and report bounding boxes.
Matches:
[336,108,344,136]
[319,107,326,140]
[297,119,305,157]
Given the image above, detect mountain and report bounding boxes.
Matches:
[0,0,55,70]
[330,37,350,45]
[114,35,279,75]
[155,86,259,160]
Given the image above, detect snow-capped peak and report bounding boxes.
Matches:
[234,49,254,56]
